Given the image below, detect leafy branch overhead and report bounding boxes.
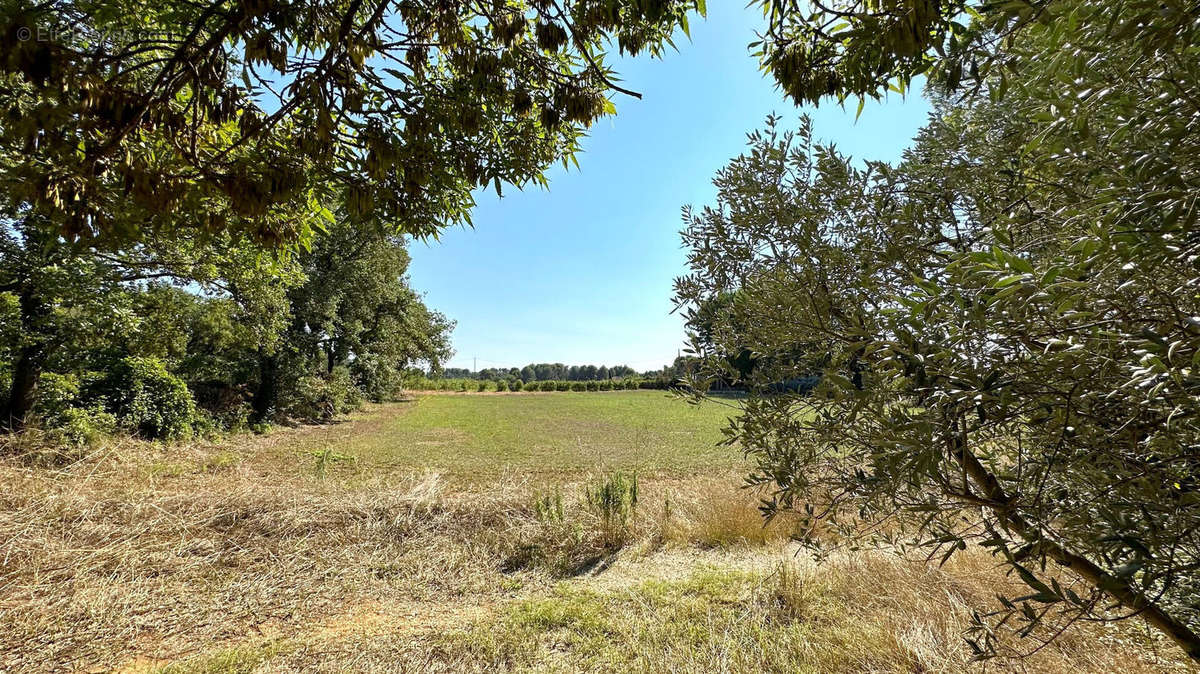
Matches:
[0,0,704,245]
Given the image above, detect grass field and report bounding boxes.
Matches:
[315,391,742,476]
[0,391,1190,673]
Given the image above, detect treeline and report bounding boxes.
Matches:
[0,220,452,447]
[440,363,637,382]
[408,378,672,392]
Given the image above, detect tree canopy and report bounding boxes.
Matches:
[1,0,705,245]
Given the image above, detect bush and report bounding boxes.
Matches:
[31,373,117,447]
[538,380,556,392]
[350,354,403,402]
[48,406,118,448]
[585,381,599,391]
[477,380,488,392]
[32,372,82,423]
[280,366,363,422]
[598,380,613,391]
[623,379,638,390]
[523,381,539,392]
[555,381,570,391]
[570,381,586,391]
[100,357,198,440]
[495,380,508,392]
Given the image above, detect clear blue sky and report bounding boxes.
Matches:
[407,4,930,373]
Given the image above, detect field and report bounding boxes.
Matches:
[0,391,1190,673]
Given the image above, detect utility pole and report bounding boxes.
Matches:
[473,356,476,373]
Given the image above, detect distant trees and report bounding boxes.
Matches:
[436,362,638,384]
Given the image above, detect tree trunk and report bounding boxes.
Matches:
[251,352,278,422]
[2,344,44,430]
[2,287,48,431]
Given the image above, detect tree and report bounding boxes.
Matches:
[679,0,1200,659]
[254,218,451,418]
[0,216,291,428]
[0,0,704,246]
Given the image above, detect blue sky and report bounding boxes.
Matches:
[407,4,930,373]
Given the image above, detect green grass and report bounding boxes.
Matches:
[323,391,741,476]
[443,567,909,674]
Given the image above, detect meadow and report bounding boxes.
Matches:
[0,391,1189,673]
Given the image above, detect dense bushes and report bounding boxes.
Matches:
[279,366,362,423]
[30,373,117,447]
[102,357,199,440]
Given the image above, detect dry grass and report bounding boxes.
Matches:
[0,401,1193,673]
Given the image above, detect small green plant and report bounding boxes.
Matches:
[477,380,488,392]
[555,381,570,391]
[311,447,356,477]
[539,380,556,392]
[495,380,508,392]
[585,381,599,391]
[523,381,539,392]
[533,487,564,522]
[584,471,638,528]
[598,380,613,391]
[570,381,586,391]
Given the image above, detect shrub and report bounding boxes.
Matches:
[495,380,508,392]
[623,379,638,390]
[32,372,82,423]
[280,366,363,422]
[555,381,570,391]
[570,381,586,391]
[350,354,403,402]
[457,380,468,392]
[539,380,556,392]
[523,381,539,392]
[477,380,488,392]
[585,380,599,391]
[102,357,198,440]
[47,406,118,448]
[598,380,613,391]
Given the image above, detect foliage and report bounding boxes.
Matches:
[0,0,706,246]
[29,372,116,447]
[101,357,198,440]
[279,366,363,422]
[679,0,1200,659]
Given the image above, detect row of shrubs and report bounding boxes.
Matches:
[409,377,675,392]
[22,357,382,448]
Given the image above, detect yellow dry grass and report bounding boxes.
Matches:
[0,401,1192,673]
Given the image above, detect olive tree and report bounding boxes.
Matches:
[678,0,1200,659]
